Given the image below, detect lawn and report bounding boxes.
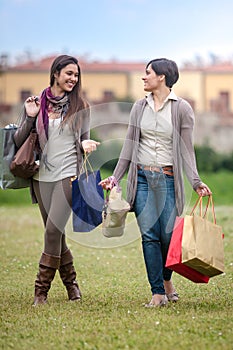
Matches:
[0,203,233,350]
[0,170,233,207]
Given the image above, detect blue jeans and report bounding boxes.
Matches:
[133,168,177,295]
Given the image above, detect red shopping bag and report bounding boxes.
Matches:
[165,216,210,283]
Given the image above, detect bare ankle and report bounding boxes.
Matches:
[164,280,175,294]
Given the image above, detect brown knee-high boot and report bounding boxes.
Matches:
[59,249,81,301]
[33,253,60,306]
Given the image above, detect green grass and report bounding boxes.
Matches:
[0,205,233,350]
[188,170,233,206]
[1,170,233,207]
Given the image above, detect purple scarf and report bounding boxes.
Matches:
[36,87,69,151]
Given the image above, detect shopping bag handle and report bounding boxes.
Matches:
[70,153,96,184]
[203,195,217,224]
[105,177,121,202]
[190,195,216,224]
[78,152,95,181]
[190,196,203,216]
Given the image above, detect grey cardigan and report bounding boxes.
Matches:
[14,109,90,203]
[113,97,203,216]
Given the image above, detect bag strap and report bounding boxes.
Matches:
[203,195,217,224]
[78,152,95,181]
[190,196,203,216]
[190,195,217,224]
[84,152,94,173]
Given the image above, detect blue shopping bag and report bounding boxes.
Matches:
[72,169,104,232]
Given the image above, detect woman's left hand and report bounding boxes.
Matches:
[81,139,100,153]
[195,183,212,197]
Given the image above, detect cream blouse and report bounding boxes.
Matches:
[137,91,178,167]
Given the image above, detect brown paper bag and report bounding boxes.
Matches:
[182,196,224,277]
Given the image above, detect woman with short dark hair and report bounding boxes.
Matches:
[100,58,211,307]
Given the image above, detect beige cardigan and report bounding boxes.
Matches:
[113,97,203,216]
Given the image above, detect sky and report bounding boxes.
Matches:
[1,0,233,66]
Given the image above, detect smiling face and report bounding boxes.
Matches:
[53,63,79,95]
[142,64,165,92]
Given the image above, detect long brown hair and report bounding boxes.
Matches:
[50,55,89,127]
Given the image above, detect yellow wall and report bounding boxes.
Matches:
[0,71,49,104]
[205,73,233,111]
[129,72,146,100]
[0,71,130,104]
[1,68,233,114]
[175,71,204,112]
[82,72,129,100]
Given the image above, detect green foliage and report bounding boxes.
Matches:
[198,171,233,205]
[195,144,233,172]
[0,206,233,350]
[1,170,233,206]
[88,140,123,171]
[195,144,219,172]
[221,151,233,171]
[114,97,134,112]
[184,170,233,206]
[90,128,101,143]
[0,187,31,206]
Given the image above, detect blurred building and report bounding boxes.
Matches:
[0,55,233,152]
[0,55,146,106]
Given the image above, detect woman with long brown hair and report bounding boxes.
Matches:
[14,55,99,305]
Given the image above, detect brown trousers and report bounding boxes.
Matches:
[33,177,72,256]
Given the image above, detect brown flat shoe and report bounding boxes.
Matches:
[166,292,179,302]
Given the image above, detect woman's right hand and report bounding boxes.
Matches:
[25,96,41,118]
[99,176,117,190]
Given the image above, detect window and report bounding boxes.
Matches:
[20,90,32,103]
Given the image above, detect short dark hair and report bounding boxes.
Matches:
[146,58,179,88]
